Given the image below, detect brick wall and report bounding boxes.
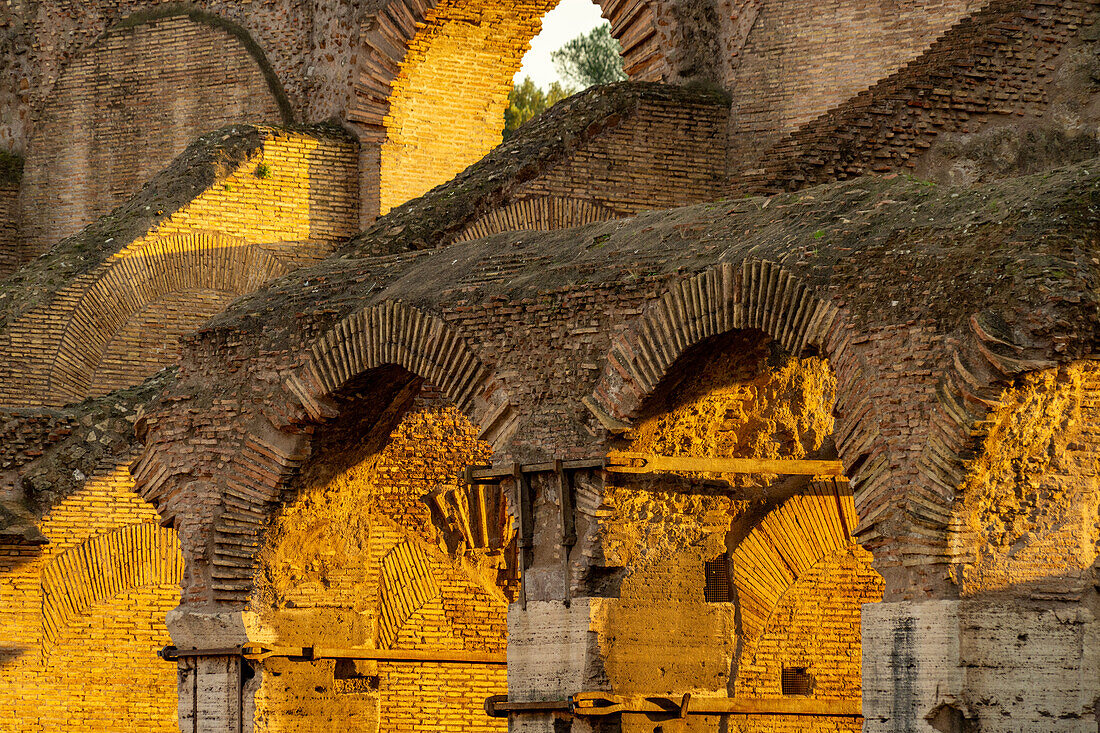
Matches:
[510,95,729,217]
[377,0,555,214]
[17,14,284,258]
[1,0,316,158]
[736,0,1097,193]
[0,183,17,275]
[724,0,988,172]
[0,461,183,732]
[734,547,884,732]
[0,126,359,408]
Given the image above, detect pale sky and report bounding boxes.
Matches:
[515,0,607,88]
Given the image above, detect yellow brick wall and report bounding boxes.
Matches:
[0,460,183,732]
[0,129,359,408]
[253,388,506,732]
[88,289,238,398]
[734,545,884,732]
[379,0,555,213]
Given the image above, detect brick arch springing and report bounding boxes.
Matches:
[286,300,517,448]
[46,234,290,404]
[40,522,183,645]
[352,0,664,214]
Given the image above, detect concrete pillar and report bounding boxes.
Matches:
[862,599,1100,733]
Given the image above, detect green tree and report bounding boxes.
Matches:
[503,77,573,139]
[551,23,627,88]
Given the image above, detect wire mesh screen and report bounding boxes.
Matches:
[703,554,732,602]
[782,667,814,696]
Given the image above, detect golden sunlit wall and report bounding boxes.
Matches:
[379,0,559,214]
[251,388,508,732]
[593,332,881,728]
[0,129,359,409]
[0,462,183,732]
[950,361,1100,595]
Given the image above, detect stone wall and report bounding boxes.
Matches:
[0,125,359,409]
[17,14,286,258]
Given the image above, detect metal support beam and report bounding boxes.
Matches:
[605,452,845,477]
[463,454,844,483]
[556,459,576,607]
[485,693,861,718]
[514,462,533,610]
[161,645,506,665]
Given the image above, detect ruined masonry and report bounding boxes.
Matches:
[0,1,1098,732]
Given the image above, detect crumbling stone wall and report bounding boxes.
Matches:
[950,361,1100,597]
[18,13,286,257]
[0,125,358,409]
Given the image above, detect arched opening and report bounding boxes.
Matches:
[596,329,883,727]
[359,0,661,216]
[249,365,516,730]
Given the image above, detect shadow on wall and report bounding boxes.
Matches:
[17,11,287,260]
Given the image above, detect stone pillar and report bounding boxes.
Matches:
[167,608,272,733]
[863,599,1100,733]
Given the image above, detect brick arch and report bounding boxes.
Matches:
[588,260,897,546]
[352,0,664,214]
[729,481,866,646]
[590,260,1044,588]
[47,234,290,404]
[40,522,183,645]
[453,195,624,243]
[286,300,517,447]
[135,301,515,605]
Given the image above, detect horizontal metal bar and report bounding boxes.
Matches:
[159,645,505,665]
[485,695,571,718]
[606,452,845,477]
[160,646,243,660]
[468,459,606,482]
[486,693,861,718]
